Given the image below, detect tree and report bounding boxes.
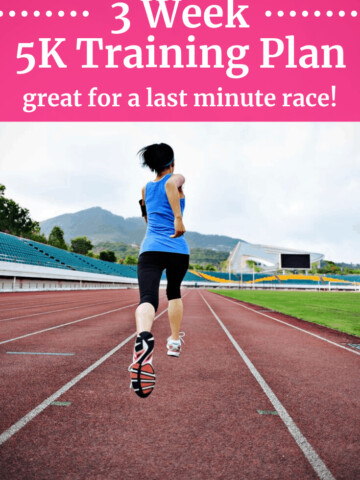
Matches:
[189,247,228,270]
[26,226,48,244]
[93,241,139,258]
[205,264,216,271]
[246,260,256,269]
[70,236,93,255]
[246,259,262,273]
[124,255,138,265]
[99,250,117,262]
[48,226,68,250]
[309,262,319,274]
[0,185,40,237]
[318,260,341,274]
[219,260,229,272]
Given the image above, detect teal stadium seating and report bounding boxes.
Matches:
[1,233,359,285]
[182,270,211,282]
[0,232,137,279]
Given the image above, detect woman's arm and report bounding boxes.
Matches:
[165,175,186,238]
[140,186,147,223]
[171,174,185,188]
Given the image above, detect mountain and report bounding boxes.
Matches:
[40,207,244,252]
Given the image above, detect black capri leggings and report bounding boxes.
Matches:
[137,251,190,312]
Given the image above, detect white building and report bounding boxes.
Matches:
[229,241,324,273]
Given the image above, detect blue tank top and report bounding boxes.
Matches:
[140,174,190,255]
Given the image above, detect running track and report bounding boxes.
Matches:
[0,289,359,480]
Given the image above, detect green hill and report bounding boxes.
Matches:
[40,207,243,252]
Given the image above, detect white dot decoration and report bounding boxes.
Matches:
[2,8,355,21]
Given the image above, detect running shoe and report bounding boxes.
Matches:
[128,331,155,398]
[166,332,185,357]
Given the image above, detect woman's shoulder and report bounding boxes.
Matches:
[166,173,185,187]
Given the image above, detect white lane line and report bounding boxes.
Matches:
[0,297,104,312]
[0,303,138,345]
[0,298,132,323]
[6,352,75,356]
[0,305,169,445]
[212,293,360,357]
[201,293,336,480]
[0,301,72,312]
[0,290,134,308]
[0,296,97,309]
[0,291,169,345]
[0,293,117,309]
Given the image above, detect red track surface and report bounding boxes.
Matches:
[0,289,359,480]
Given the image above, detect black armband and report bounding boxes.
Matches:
[139,199,147,217]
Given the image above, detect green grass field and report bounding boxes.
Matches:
[210,290,360,337]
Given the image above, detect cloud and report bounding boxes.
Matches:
[353,223,360,235]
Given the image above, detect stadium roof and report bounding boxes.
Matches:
[229,241,324,273]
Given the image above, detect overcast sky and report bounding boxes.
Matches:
[0,122,359,263]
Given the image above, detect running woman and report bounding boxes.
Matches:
[129,143,190,398]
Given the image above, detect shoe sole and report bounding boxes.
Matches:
[129,362,156,398]
[167,350,180,357]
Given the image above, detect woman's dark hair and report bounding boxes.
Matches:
[138,143,174,174]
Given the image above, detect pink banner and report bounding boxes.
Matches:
[0,0,359,121]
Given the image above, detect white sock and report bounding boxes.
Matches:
[169,337,180,343]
